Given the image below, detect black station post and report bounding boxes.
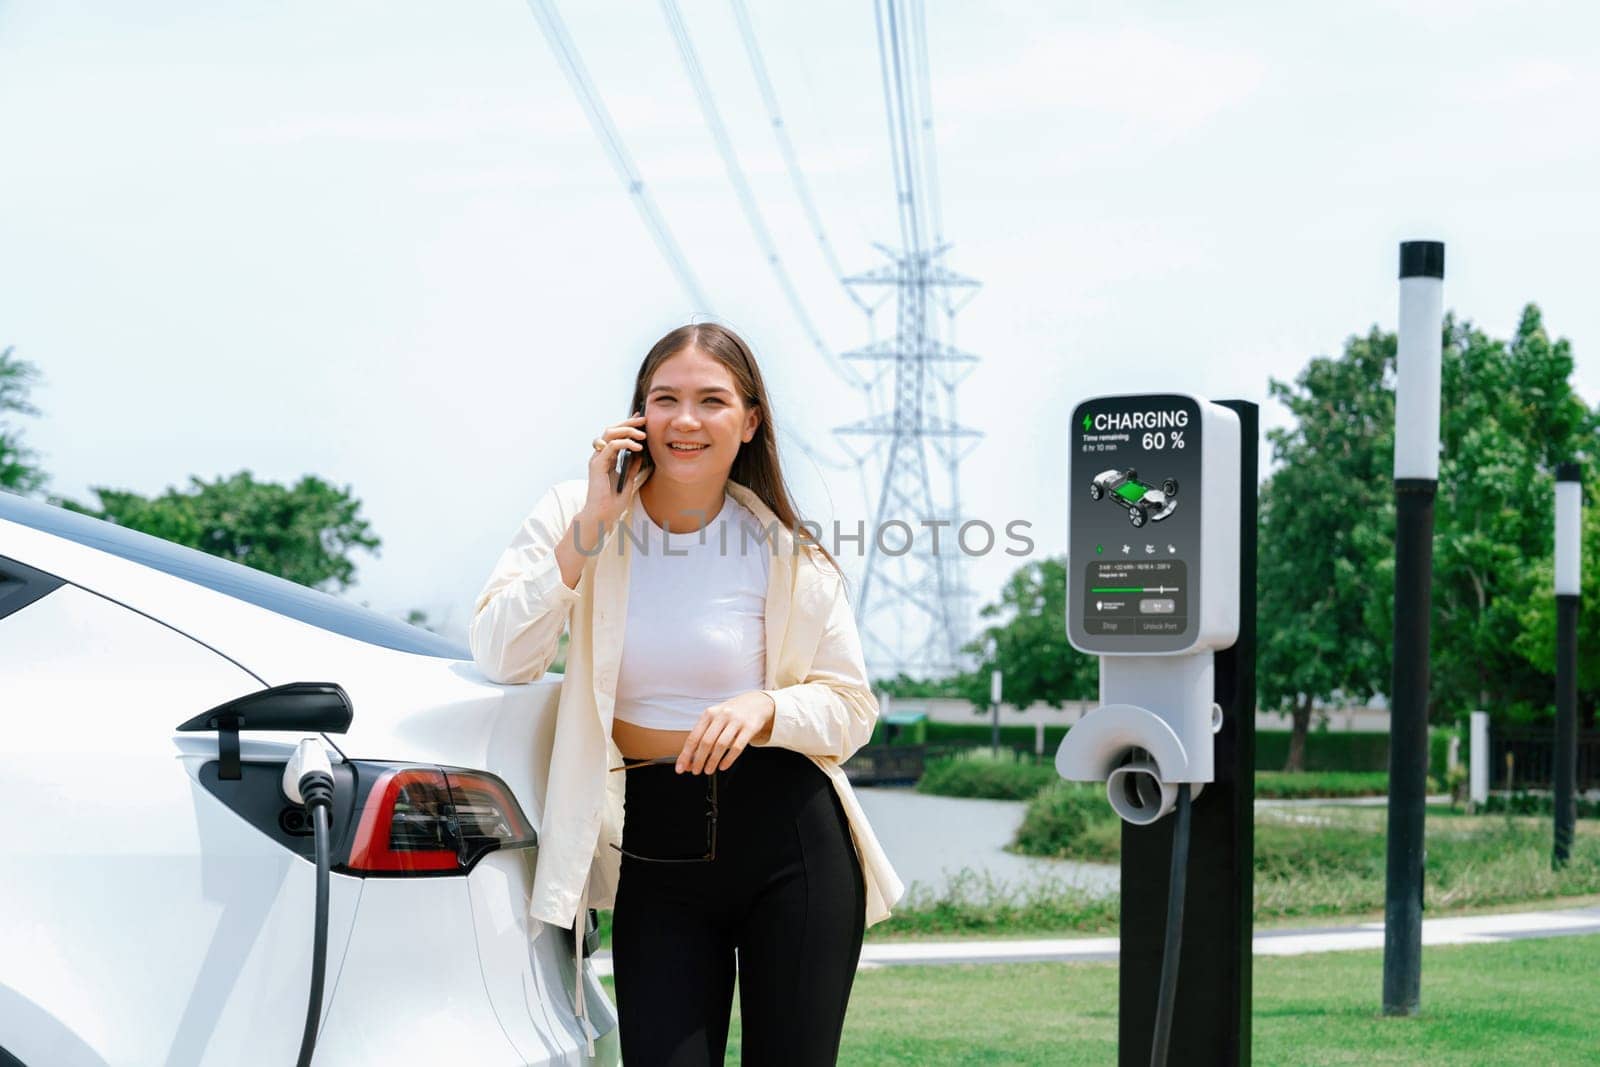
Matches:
[1383,239,1445,1017]
[1118,400,1256,1065]
[1553,463,1581,867]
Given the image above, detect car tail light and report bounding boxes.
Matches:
[346,767,538,875]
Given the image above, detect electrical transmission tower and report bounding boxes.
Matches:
[840,0,982,680]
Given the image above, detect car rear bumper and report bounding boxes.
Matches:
[315,850,618,1066]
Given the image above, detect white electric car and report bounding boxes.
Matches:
[0,490,618,1066]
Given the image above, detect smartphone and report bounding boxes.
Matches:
[616,412,649,492]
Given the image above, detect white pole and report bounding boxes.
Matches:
[1469,710,1489,807]
[1555,477,1581,597]
[1393,247,1445,481]
[1554,463,1582,866]
[989,669,1002,753]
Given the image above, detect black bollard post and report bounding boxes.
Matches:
[1382,239,1444,1017]
[1553,462,1581,867]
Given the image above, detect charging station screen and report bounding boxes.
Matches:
[1068,394,1203,654]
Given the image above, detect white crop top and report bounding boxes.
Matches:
[612,493,771,731]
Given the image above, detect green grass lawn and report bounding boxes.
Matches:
[601,935,1600,1064]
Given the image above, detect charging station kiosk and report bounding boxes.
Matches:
[1059,393,1240,819]
[1057,393,1257,1065]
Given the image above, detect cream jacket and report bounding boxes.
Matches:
[469,473,905,951]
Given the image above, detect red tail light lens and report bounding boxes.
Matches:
[346,767,537,874]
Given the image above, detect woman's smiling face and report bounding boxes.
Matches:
[643,346,761,486]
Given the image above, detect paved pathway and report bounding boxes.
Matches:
[848,786,1121,900]
[593,907,1600,976]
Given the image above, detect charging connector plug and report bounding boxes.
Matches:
[284,738,335,1067]
[284,738,334,811]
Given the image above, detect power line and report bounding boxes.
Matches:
[910,0,943,253]
[727,0,875,320]
[906,0,973,659]
[657,0,868,393]
[872,0,918,260]
[722,0,896,496]
[658,0,875,483]
[523,0,709,312]
[524,0,871,481]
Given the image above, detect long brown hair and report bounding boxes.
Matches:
[629,322,847,594]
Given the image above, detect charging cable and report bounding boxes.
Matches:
[283,738,335,1067]
[1149,782,1192,1067]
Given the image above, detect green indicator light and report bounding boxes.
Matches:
[1096,544,1103,554]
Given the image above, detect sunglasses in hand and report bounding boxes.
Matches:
[608,756,718,863]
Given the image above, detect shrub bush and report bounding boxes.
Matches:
[1254,815,1600,920]
[1011,782,1121,862]
[920,722,1456,777]
[924,721,1069,752]
[1255,771,1388,798]
[870,867,1120,937]
[1254,771,1441,798]
[1253,820,1382,880]
[921,761,1437,803]
[1480,791,1600,818]
[916,748,1058,801]
[1011,800,1600,921]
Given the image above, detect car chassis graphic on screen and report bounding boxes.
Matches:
[1089,468,1180,528]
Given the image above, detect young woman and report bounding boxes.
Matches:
[470,322,904,1065]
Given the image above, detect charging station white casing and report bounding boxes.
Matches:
[1057,394,1242,822]
[1065,395,1241,659]
[1188,397,1242,654]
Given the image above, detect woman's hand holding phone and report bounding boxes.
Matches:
[581,412,649,529]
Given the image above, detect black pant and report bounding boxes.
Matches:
[610,745,866,1066]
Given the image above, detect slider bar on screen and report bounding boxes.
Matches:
[1091,586,1179,594]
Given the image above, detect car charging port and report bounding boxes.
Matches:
[283,738,335,1067]
[278,806,315,836]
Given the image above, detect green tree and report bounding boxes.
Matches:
[954,556,1098,711]
[872,557,1097,713]
[1261,303,1593,761]
[1259,327,1396,770]
[1417,306,1593,721]
[57,470,381,591]
[0,345,49,495]
[875,671,968,699]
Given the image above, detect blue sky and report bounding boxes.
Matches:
[2,0,1597,658]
